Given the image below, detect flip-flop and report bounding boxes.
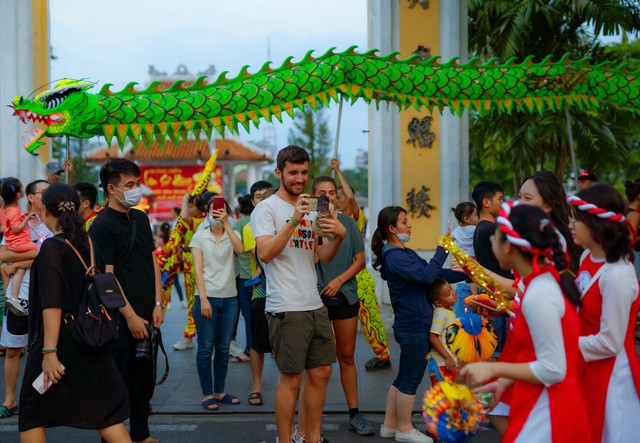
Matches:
[230,353,250,363]
[216,394,240,405]
[248,391,263,406]
[201,398,219,412]
[0,405,18,419]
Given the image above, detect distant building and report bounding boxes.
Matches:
[355,148,368,169]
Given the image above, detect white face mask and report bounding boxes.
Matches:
[208,215,222,229]
[114,186,142,208]
[395,231,411,244]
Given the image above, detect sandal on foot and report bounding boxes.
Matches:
[201,398,219,412]
[230,353,250,363]
[216,394,240,405]
[0,405,18,418]
[364,356,391,371]
[248,391,263,406]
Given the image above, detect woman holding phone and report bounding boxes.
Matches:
[191,197,245,411]
[18,183,130,442]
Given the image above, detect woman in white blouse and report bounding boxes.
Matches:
[568,183,640,443]
[190,198,244,412]
[461,203,590,442]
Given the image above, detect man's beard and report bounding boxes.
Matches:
[282,179,304,196]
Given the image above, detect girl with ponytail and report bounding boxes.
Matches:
[460,203,590,443]
[18,184,130,442]
[568,183,640,443]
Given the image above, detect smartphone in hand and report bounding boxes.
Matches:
[32,364,65,395]
[212,196,225,211]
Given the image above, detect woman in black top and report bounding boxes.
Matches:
[19,184,130,442]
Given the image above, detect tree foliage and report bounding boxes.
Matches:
[287,105,333,180]
[52,137,99,185]
[468,0,640,193]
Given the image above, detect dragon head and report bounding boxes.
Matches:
[10,79,96,155]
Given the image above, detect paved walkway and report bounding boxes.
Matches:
[153,300,430,415]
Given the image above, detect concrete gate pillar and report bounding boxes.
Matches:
[368,0,468,302]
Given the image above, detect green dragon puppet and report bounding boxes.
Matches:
[10,46,640,155]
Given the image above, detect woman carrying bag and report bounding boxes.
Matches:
[18,184,130,442]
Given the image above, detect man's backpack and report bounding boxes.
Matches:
[60,237,126,348]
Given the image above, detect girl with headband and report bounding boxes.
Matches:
[460,203,590,442]
[568,183,640,443]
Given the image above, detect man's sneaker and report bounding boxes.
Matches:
[348,413,374,436]
[395,428,433,443]
[276,429,305,443]
[181,300,188,309]
[173,337,194,350]
[5,297,28,317]
[380,425,397,438]
[229,339,243,356]
[364,356,391,371]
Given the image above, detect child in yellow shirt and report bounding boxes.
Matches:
[426,278,459,385]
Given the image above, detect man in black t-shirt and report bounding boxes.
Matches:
[472,181,510,356]
[90,159,164,443]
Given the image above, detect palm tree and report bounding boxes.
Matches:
[468,0,640,191]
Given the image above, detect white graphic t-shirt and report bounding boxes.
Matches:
[250,194,322,313]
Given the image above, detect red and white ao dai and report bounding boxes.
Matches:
[502,266,591,443]
[576,253,640,443]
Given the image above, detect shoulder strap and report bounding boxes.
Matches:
[53,236,98,276]
[580,262,610,296]
[152,327,170,386]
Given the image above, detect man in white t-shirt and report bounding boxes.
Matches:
[0,179,50,418]
[251,145,345,443]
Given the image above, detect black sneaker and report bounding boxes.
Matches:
[364,357,391,371]
[348,413,375,436]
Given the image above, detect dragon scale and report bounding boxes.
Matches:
[10,46,640,155]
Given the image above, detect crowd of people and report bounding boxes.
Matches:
[0,150,639,443]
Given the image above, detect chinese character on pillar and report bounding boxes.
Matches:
[407,0,429,9]
[412,45,432,61]
[406,186,437,218]
[407,116,435,148]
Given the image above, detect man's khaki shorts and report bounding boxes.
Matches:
[267,306,336,374]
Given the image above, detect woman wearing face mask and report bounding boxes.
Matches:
[190,198,244,412]
[371,206,467,443]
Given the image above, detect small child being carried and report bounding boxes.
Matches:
[427,278,459,385]
[0,178,38,316]
[450,202,479,316]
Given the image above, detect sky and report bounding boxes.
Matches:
[49,0,370,168]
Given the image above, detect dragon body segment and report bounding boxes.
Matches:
[10,47,640,155]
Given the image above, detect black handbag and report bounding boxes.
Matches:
[61,238,126,349]
[321,290,347,307]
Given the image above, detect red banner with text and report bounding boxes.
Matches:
[140,165,223,221]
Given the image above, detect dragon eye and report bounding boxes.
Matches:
[19,97,24,105]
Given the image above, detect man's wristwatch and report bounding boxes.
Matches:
[154,301,165,310]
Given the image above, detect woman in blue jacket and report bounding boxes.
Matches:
[372,206,466,443]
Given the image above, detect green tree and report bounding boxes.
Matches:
[340,168,368,197]
[288,105,333,180]
[468,0,640,190]
[52,136,99,184]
